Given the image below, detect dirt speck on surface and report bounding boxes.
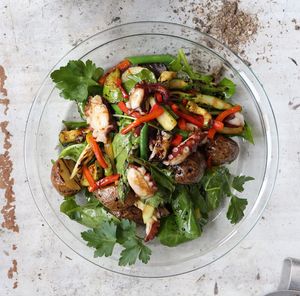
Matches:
[171,0,259,54]
[256,272,261,280]
[214,282,219,295]
[288,57,298,66]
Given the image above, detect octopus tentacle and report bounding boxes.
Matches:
[163,131,207,166]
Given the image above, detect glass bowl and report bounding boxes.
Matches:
[24,22,278,278]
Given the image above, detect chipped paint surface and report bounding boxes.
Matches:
[0,65,18,292]
[0,0,300,295]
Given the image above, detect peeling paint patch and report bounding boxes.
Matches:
[7,259,18,289]
[0,66,7,96]
[0,98,9,115]
[0,65,18,289]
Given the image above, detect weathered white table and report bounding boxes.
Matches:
[1,0,300,295]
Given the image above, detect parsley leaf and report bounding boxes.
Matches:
[119,238,151,266]
[200,167,254,224]
[227,196,248,224]
[81,219,152,265]
[232,175,255,192]
[81,221,117,257]
[50,60,103,102]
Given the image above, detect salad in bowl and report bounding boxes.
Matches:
[50,49,254,266]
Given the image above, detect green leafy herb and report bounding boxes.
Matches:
[81,222,117,257]
[232,175,255,192]
[158,215,192,247]
[158,186,201,247]
[59,143,87,162]
[81,219,151,265]
[60,197,117,228]
[103,69,123,103]
[200,167,254,224]
[241,121,254,144]
[218,78,236,99]
[122,67,156,93]
[62,120,88,129]
[50,60,103,102]
[169,49,212,83]
[226,196,248,224]
[201,167,231,211]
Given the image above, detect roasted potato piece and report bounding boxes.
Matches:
[51,159,81,196]
[111,206,143,225]
[59,129,87,145]
[93,184,139,211]
[206,135,239,166]
[94,184,142,224]
[173,152,207,184]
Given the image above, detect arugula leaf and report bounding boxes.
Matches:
[59,143,87,162]
[232,175,254,192]
[159,186,201,247]
[169,49,213,83]
[158,215,193,247]
[188,184,208,214]
[241,121,254,144]
[81,221,117,257]
[201,167,231,211]
[51,60,103,102]
[218,78,236,99]
[227,196,248,224]
[60,197,117,228]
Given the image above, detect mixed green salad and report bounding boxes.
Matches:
[50,49,254,266]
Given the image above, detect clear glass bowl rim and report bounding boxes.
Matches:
[24,21,279,278]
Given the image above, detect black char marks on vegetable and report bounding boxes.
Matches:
[141,63,168,78]
[135,82,170,102]
[206,135,239,166]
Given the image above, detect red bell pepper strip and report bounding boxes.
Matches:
[208,128,217,140]
[121,104,164,134]
[213,120,224,131]
[171,134,183,146]
[86,134,108,169]
[82,165,97,189]
[208,105,242,139]
[116,59,131,72]
[171,103,204,128]
[116,78,129,99]
[216,105,242,122]
[117,102,141,118]
[155,92,163,103]
[117,101,130,114]
[98,60,132,85]
[178,118,187,130]
[89,174,120,192]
